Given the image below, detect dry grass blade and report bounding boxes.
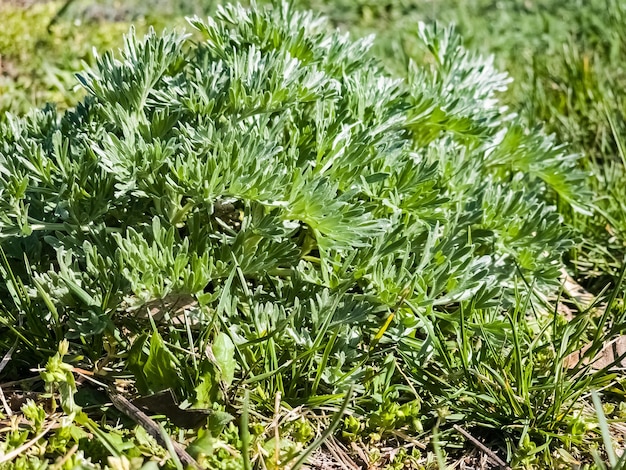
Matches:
[0,420,55,464]
[453,425,510,470]
[0,342,16,375]
[324,436,360,470]
[0,344,18,417]
[50,443,79,470]
[304,448,347,470]
[0,387,11,417]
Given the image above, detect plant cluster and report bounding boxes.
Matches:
[0,1,623,468]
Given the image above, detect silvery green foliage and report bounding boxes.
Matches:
[0,3,584,390]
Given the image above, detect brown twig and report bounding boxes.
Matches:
[453,424,510,470]
[108,392,200,469]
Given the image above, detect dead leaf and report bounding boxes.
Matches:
[560,268,597,308]
[564,335,626,370]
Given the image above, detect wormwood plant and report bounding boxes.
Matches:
[0,1,605,467]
